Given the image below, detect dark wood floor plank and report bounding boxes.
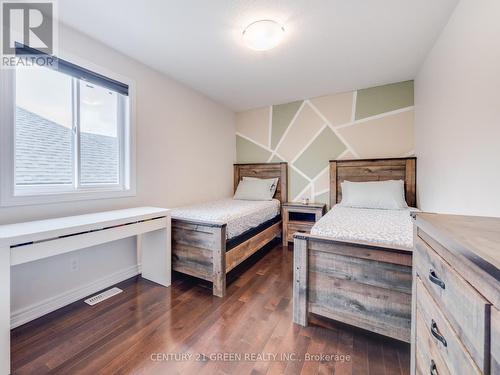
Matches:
[397,340,411,375]
[382,339,406,375]
[367,335,385,375]
[11,243,411,375]
[333,329,354,375]
[352,333,369,375]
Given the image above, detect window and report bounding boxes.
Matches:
[0,46,135,206]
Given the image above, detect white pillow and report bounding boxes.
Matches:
[340,180,408,210]
[234,177,277,201]
[243,177,279,197]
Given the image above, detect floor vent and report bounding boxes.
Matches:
[84,287,123,306]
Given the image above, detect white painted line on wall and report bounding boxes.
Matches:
[351,91,357,122]
[337,149,352,160]
[240,98,413,164]
[267,151,287,163]
[312,165,329,182]
[236,132,274,153]
[293,182,312,202]
[314,188,329,196]
[308,100,360,159]
[290,123,328,164]
[290,164,312,182]
[308,152,348,199]
[334,106,415,130]
[275,152,286,161]
[268,100,307,161]
[328,124,361,159]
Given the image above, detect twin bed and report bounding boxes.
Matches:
[171,163,287,297]
[293,157,417,343]
[171,157,416,343]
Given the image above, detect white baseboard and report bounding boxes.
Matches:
[11,264,141,329]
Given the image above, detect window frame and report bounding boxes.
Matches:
[0,51,136,207]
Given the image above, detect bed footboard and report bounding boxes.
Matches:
[293,233,413,342]
[171,218,227,297]
[172,218,281,298]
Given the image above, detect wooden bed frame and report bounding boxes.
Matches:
[171,162,287,297]
[293,157,416,342]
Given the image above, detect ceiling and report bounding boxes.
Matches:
[57,0,458,111]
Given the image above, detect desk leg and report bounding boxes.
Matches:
[140,226,171,287]
[0,246,10,374]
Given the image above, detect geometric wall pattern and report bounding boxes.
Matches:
[236,80,414,205]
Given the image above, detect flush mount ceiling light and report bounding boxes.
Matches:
[242,20,285,51]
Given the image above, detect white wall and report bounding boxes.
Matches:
[1,25,235,320]
[415,0,500,217]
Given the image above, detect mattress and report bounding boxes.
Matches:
[310,205,417,250]
[171,198,281,239]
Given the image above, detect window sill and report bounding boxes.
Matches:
[0,187,136,207]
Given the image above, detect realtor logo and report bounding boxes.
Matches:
[1,0,57,67]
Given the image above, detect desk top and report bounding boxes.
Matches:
[0,207,170,247]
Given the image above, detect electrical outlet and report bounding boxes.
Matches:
[70,258,79,272]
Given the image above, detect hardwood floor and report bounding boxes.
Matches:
[11,241,410,375]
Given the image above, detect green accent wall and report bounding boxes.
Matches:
[236,135,271,163]
[289,168,309,200]
[271,101,302,148]
[315,191,329,207]
[355,80,414,120]
[235,80,415,202]
[293,127,346,179]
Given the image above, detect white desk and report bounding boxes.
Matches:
[0,207,171,375]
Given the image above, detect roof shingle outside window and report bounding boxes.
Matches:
[15,107,119,186]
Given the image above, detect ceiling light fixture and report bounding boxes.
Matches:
[242,20,285,51]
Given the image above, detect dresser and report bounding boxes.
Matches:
[412,213,500,375]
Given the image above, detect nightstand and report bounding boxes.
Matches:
[282,202,326,246]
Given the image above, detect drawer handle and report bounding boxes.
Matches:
[429,269,445,289]
[430,360,439,375]
[430,320,447,347]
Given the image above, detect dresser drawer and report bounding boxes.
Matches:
[287,222,313,241]
[415,236,490,372]
[416,278,482,375]
[415,308,451,375]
